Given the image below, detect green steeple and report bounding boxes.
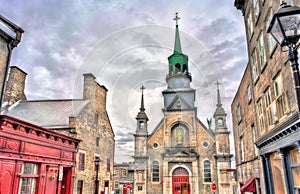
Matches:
[174,23,182,54]
[168,13,190,81]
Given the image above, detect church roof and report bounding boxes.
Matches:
[2,99,89,128]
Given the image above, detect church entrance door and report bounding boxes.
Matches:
[172,167,190,194]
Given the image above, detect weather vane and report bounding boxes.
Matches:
[173,12,180,25]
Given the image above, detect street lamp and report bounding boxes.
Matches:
[267,2,300,114]
[95,158,101,194]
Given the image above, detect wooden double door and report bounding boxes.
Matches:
[172,167,190,194]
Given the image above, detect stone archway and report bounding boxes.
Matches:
[172,167,190,194]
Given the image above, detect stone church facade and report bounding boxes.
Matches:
[133,16,233,194]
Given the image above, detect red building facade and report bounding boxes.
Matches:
[0,115,80,194]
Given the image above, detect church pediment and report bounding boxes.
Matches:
[167,94,192,110]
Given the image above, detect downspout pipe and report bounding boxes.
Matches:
[0,40,13,111]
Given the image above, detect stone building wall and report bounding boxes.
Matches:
[73,73,115,194]
[3,66,27,108]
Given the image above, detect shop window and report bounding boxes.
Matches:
[79,153,85,170]
[19,163,38,194]
[270,152,287,194]
[204,160,212,182]
[138,186,143,191]
[77,180,83,194]
[252,48,259,81]
[274,73,288,119]
[152,161,159,182]
[257,98,265,134]
[258,32,267,69]
[290,148,300,192]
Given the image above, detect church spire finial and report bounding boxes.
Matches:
[173,12,182,54]
[173,12,180,25]
[140,85,145,111]
[136,85,148,121]
[215,81,222,106]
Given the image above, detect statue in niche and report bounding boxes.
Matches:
[176,128,184,144]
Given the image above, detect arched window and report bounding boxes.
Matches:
[152,161,159,182]
[217,118,223,126]
[175,63,181,73]
[203,160,211,182]
[139,121,145,129]
[183,64,187,73]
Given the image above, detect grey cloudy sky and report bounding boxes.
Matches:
[1,0,247,162]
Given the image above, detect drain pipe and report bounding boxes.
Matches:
[0,40,13,111]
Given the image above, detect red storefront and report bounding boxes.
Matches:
[0,115,80,194]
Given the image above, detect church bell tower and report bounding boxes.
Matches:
[162,13,195,112]
[133,86,148,194]
[213,81,233,193]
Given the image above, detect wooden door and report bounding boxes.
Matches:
[172,167,190,194]
[0,161,15,194]
[44,166,58,194]
[61,167,71,194]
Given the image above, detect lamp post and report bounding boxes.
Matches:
[94,158,101,194]
[267,2,300,115]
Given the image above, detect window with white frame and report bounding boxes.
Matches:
[79,153,85,170]
[251,124,259,156]
[19,163,38,194]
[252,49,259,80]
[253,0,260,22]
[266,8,276,53]
[257,98,265,134]
[237,105,242,122]
[203,160,212,182]
[240,137,245,162]
[274,73,288,119]
[247,12,254,40]
[258,32,267,68]
[265,87,273,126]
[152,161,159,182]
[247,84,252,102]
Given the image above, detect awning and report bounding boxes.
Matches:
[240,177,256,192]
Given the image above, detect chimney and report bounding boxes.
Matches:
[3,66,27,109]
[83,73,96,100]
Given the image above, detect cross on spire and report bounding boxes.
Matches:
[140,85,145,95]
[215,81,222,106]
[215,80,221,90]
[173,12,180,25]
